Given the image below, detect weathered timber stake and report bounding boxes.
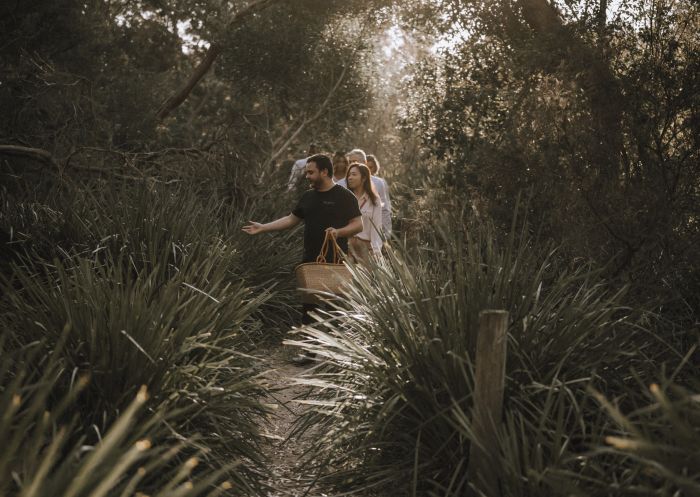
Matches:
[467,310,509,497]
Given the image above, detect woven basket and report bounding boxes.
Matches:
[295,231,351,304]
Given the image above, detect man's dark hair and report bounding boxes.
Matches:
[307,153,333,177]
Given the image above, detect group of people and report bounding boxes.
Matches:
[242,147,391,362]
[245,146,391,267]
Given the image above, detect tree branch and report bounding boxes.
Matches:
[157,44,222,120]
[266,64,349,166]
[156,0,281,121]
[0,145,58,168]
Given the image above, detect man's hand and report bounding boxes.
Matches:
[242,221,265,235]
[325,227,338,238]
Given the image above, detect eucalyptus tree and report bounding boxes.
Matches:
[399,0,699,316]
[0,0,398,167]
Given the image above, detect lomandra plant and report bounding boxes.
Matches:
[288,208,676,496]
[2,249,272,494]
[0,178,307,495]
[583,354,700,496]
[0,340,235,497]
[57,184,300,290]
[2,182,302,331]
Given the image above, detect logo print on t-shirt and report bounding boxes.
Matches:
[322,201,336,206]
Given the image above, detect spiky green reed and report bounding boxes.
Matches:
[0,183,305,496]
[0,339,238,497]
[286,209,690,496]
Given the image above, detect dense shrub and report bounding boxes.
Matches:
[288,209,696,496]
[1,179,303,323]
[0,180,307,495]
[400,0,700,324]
[0,339,238,497]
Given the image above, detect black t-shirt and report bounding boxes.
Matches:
[292,185,361,263]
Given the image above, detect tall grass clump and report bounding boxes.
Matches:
[0,179,307,495]
[1,180,302,328]
[1,250,272,493]
[65,183,300,289]
[0,338,237,496]
[585,363,700,495]
[288,207,690,496]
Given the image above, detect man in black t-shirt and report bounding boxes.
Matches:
[243,153,362,260]
[243,154,362,337]
[292,175,362,263]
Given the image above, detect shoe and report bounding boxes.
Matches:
[290,353,316,366]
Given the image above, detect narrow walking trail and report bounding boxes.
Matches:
[258,343,383,497]
[259,345,321,497]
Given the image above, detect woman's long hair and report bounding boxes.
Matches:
[346,163,379,206]
[366,154,380,174]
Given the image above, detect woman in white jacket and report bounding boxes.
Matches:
[345,163,383,264]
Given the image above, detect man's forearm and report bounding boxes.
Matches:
[261,215,298,232]
[335,226,354,238]
[336,217,363,238]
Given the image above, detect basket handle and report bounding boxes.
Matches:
[316,230,344,264]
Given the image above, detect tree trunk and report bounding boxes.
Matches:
[517,0,623,179]
[156,0,282,121]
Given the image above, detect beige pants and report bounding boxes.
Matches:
[348,237,372,265]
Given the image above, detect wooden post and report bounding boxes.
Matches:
[467,310,509,497]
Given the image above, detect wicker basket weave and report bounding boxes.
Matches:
[295,231,351,304]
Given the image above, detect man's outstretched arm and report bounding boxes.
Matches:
[242,214,301,235]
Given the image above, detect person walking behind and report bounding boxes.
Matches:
[332,151,349,183]
[287,143,318,190]
[346,148,367,167]
[337,149,392,237]
[366,154,392,237]
[243,153,362,327]
[345,163,383,265]
[335,148,367,187]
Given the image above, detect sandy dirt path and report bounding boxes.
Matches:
[259,345,324,497]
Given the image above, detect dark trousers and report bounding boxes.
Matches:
[301,303,318,325]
